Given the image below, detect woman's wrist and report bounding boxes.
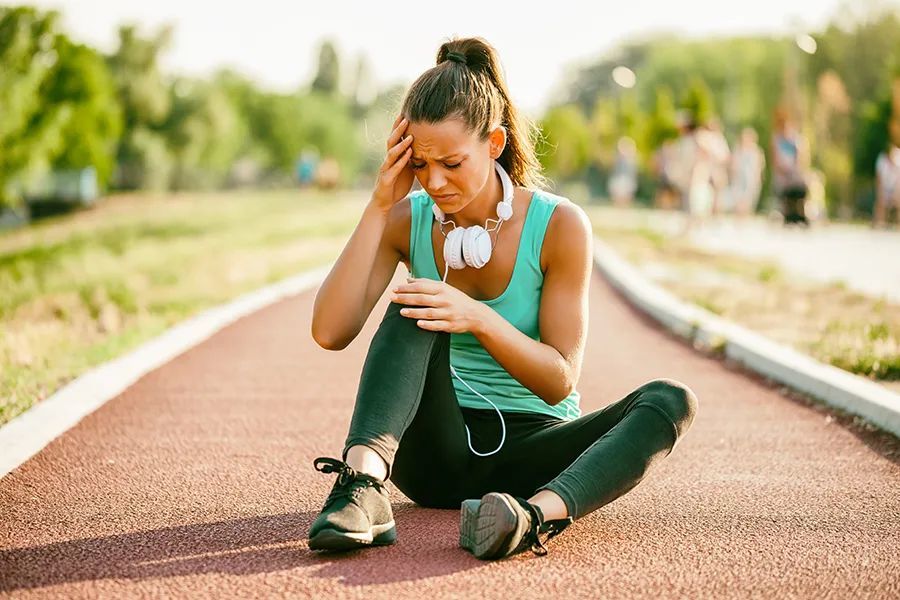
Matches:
[469,302,494,338]
[363,199,392,222]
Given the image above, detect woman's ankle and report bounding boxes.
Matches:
[345,444,388,480]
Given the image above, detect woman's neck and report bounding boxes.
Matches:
[449,167,506,229]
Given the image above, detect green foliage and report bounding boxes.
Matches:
[644,86,679,149]
[106,23,173,190]
[681,77,716,126]
[536,105,591,178]
[0,6,69,206]
[165,77,245,189]
[542,3,900,214]
[44,37,123,187]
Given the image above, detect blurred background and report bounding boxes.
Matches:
[1,0,898,425]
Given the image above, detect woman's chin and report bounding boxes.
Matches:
[434,195,463,211]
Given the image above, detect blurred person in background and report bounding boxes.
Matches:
[873,118,900,229]
[771,109,811,226]
[671,112,714,234]
[652,138,680,210]
[296,149,320,188]
[729,128,766,219]
[315,157,341,189]
[608,136,638,207]
[700,118,731,216]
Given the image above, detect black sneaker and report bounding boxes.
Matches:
[460,492,573,560]
[307,457,397,551]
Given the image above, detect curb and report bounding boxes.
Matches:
[592,236,900,438]
[0,263,333,480]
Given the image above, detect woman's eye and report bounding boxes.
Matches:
[410,162,462,170]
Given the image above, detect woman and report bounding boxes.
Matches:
[307,37,699,561]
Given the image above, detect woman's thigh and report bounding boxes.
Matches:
[474,379,696,499]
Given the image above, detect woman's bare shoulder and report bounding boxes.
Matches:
[540,195,593,273]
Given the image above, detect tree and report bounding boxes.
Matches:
[106,24,174,190]
[681,77,716,126]
[44,37,123,188]
[536,104,591,179]
[310,40,341,96]
[0,6,69,207]
[644,86,679,150]
[164,77,245,190]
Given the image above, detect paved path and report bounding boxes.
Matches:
[689,220,900,304]
[592,207,900,303]
[2,266,898,598]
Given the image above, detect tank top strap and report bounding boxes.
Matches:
[407,190,435,281]
[520,189,562,279]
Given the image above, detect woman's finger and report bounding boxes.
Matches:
[390,292,435,306]
[382,145,413,181]
[416,320,449,331]
[386,116,409,150]
[384,134,414,163]
[398,307,441,319]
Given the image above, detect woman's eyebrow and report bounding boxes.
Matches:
[411,152,465,161]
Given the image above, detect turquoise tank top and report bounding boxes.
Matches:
[408,188,582,421]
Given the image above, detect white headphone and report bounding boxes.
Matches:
[431,160,515,276]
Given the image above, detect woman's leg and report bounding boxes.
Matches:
[309,301,475,550]
[479,378,699,522]
[340,300,474,506]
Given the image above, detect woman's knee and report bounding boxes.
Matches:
[637,378,699,439]
[377,302,444,346]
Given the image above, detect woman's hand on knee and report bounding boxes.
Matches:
[390,277,487,334]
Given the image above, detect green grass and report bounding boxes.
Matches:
[0,188,368,426]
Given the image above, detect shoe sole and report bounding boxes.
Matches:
[308,520,397,552]
[470,493,519,560]
[459,498,481,552]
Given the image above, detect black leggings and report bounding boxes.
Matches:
[341,301,699,521]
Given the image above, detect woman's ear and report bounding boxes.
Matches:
[489,125,507,159]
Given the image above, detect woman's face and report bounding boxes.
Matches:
[405,117,501,212]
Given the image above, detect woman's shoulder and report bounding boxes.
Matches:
[530,188,587,221]
[530,189,593,271]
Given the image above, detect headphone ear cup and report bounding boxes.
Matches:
[444,226,466,270]
[462,225,492,269]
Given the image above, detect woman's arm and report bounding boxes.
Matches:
[311,199,405,350]
[471,202,594,406]
[312,114,415,350]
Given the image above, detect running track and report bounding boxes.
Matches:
[2,266,898,598]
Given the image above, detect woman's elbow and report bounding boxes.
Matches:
[544,382,576,407]
[311,322,352,351]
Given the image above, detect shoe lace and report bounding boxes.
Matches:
[313,457,385,508]
[513,496,574,557]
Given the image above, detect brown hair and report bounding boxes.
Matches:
[400,37,548,189]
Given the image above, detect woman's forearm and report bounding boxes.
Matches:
[470,305,574,406]
[311,201,390,349]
